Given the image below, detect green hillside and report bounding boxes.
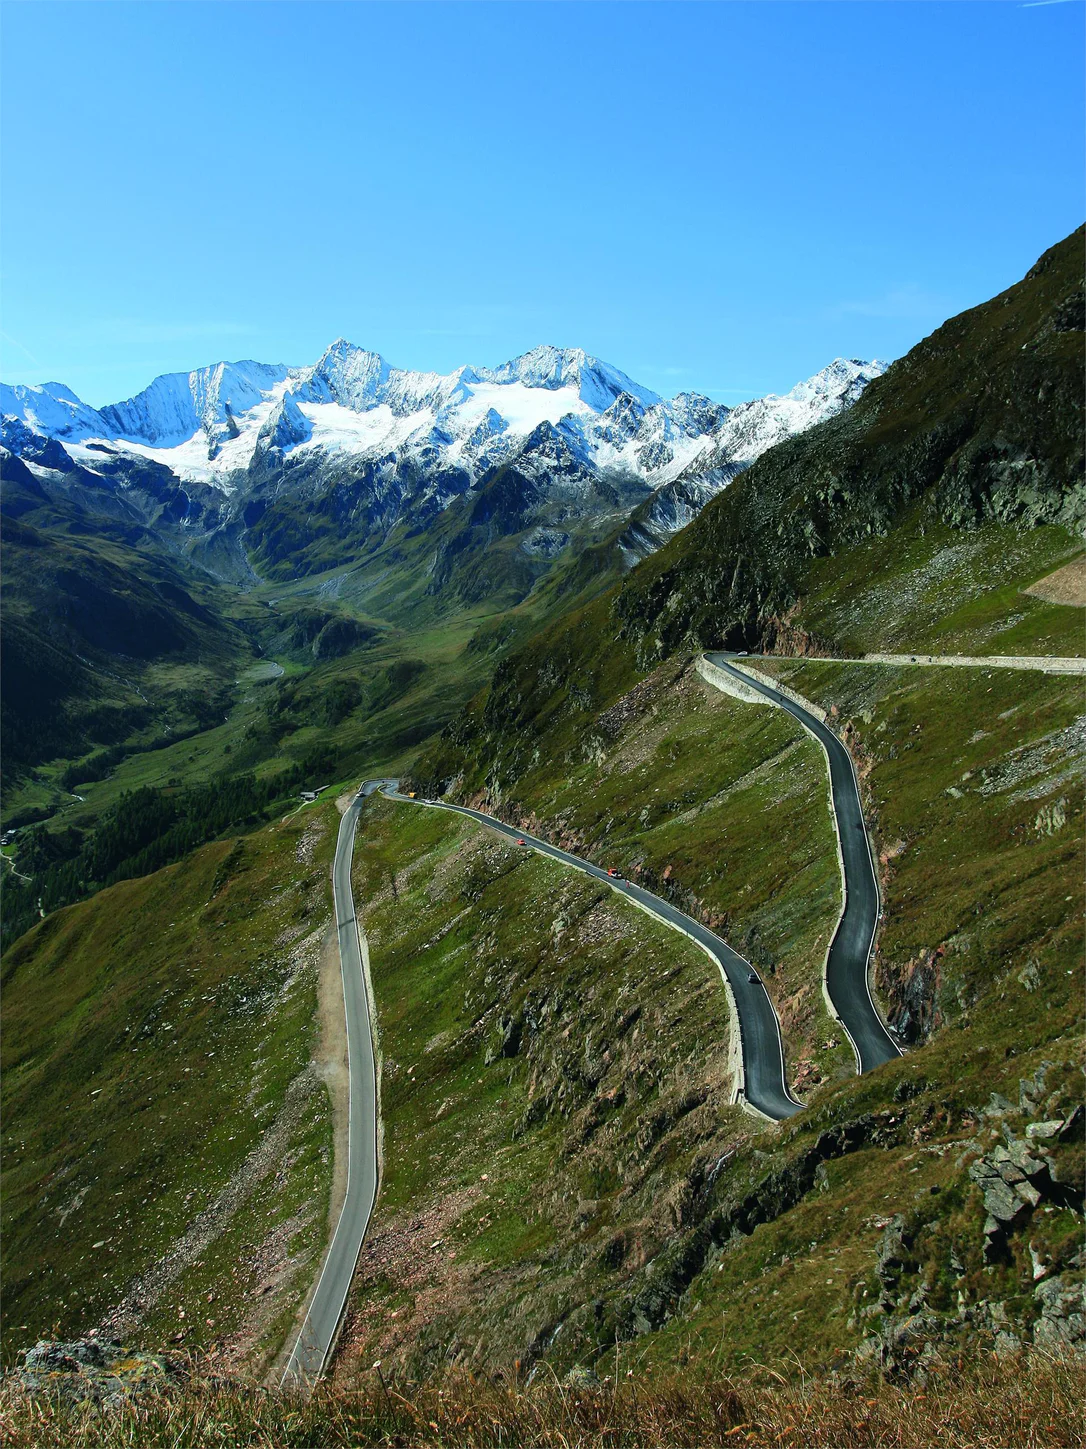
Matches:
[0,515,251,792]
[1,798,343,1373]
[415,229,1084,799]
[2,229,1082,1412]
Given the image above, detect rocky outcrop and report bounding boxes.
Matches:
[8,1337,187,1406]
[852,1091,1085,1376]
[613,1113,905,1341]
[1033,1274,1086,1350]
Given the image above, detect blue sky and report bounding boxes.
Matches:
[2,1,1082,406]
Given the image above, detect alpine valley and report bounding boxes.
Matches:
[1,230,1083,1449]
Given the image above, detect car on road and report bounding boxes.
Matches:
[747,972,761,985]
[516,838,527,846]
[607,868,622,879]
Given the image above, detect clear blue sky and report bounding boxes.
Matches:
[2,1,1082,406]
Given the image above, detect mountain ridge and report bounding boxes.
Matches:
[2,346,885,612]
[2,344,881,496]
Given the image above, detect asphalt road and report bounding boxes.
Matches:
[384,786,802,1122]
[283,701,895,1382]
[280,780,385,1388]
[703,653,901,1074]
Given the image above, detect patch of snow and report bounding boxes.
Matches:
[452,380,591,439]
[294,400,435,456]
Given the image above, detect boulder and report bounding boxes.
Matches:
[1033,1276,1086,1352]
[10,1337,186,1406]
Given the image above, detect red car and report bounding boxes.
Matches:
[607,868,622,879]
[516,838,527,846]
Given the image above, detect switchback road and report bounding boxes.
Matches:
[702,653,900,1074]
[383,785,803,1122]
[284,678,902,1383]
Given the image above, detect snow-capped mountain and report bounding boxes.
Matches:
[614,357,887,559]
[2,343,881,492]
[1,343,884,590]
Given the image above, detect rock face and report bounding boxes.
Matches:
[1034,1276,1086,1350]
[969,1142,1050,1249]
[9,1337,186,1405]
[852,1090,1085,1377]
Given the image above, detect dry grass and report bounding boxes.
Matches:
[1024,554,1086,608]
[2,1352,1082,1448]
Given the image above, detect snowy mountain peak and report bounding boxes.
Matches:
[2,344,884,531]
[485,345,661,413]
[98,359,293,448]
[783,357,885,408]
[0,379,106,440]
[298,340,391,410]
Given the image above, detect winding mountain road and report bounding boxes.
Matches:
[701,653,900,1073]
[280,780,385,1389]
[281,651,906,1382]
[384,785,802,1122]
[279,645,1085,1382]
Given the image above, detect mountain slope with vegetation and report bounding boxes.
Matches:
[415,228,1084,800]
[359,656,1083,1379]
[0,512,250,792]
[614,226,1083,659]
[2,229,1082,1431]
[378,230,1085,1378]
[1,799,344,1372]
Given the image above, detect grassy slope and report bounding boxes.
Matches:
[47,615,494,829]
[350,655,1083,1378]
[447,659,846,1086]
[1,798,343,1374]
[751,658,1083,1041]
[797,514,1083,658]
[627,656,1083,1374]
[334,795,748,1380]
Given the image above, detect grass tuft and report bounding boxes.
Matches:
[2,1351,1081,1448]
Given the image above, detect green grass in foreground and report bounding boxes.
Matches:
[1,799,342,1375]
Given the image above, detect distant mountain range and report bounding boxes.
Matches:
[2,344,882,495]
[1,345,883,595]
